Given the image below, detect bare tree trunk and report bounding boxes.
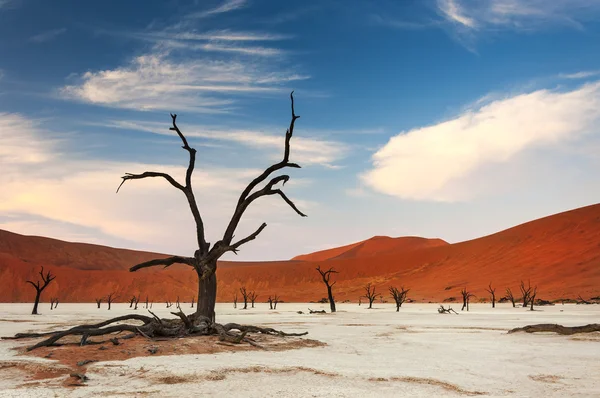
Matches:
[32,291,41,315]
[197,271,217,322]
[326,285,336,312]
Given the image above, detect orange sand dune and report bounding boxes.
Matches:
[1,204,599,304]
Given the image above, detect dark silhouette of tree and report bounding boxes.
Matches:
[95,298,103,309]
[485,283,497,308]
[268,295,280,310]
[26,267,56,315]
[145,296,149,309]
[505,288,516,307]
[50,297,59,310]
[166,300,173,308]
[106,293,117,310]
[316,266,338,313]
[233,292,238,309]
[176,296,181,310]
[120,93,305,322]
[389,286,410,311]
[530,286,538,311]
[240,287,249,310]
[520,280,533,307]
[133,295,140,310]
[363,283,378,309]
[191,296,195,308]
[460,288,475,311]
[249,291,258,308]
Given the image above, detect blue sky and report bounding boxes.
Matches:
[1,0,600,260]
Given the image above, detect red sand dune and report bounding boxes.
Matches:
[1,204,599,304]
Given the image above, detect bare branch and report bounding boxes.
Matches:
[130,256,194,272]
[230,223,268,253]
[116,172,184,193]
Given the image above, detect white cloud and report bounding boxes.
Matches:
[559,70,600,79]
[361,81,600,201]
[29,28,67,43]
[61,53,306,112]
[187,0,247,19]
[100,119,349,168]
[437,0,476,28]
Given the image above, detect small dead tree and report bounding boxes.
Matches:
[50,298,59,310]
[240,287,249,310]
[176,296,181,310]
[316,266,338,313]
[530,286,538,311]
[268,295,280,310]
[389,286,410,312]
[191,296,195,308]
[485,283,497,308]
[133,295,140,310]
[363,283,378,309]
[438,305,458,314]
[27,267,56,315]
[505,288,516,307]
[268,296,274,310]
[460,288,475,311]
[95,298,103,309]
[106,293,117,310]
[520,280,533,307]
[166,300,173,308]
[145,296,149,309]
[233,292,238,309]
[249,291,258,308]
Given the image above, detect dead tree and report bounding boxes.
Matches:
[509,323,600,335]
[50,298,59,310]
[485,283,497,308]
[240,287,249,310]
[191,296,195,308]
[505,288,516,307]
[26,267,56,315]
[520,280,533,307]
[530,286,538,311]
[438,305,458,314]
[460,288,475,311]
[145,296,149,309]
[316,266,338,313]
[249,291,258,308]
[268,295,281,310]
[363,283,378,309]
[106,293,117,310]
[268,296,274,310]
[176,296,181,310]
[389,286,410,311]
[119,92,306,322]
[95,298,103,309]
[166,300,173,308]
[577,295,591,305]
[129,296,136,308]
[133,295,140,310]
[233,292,238,309]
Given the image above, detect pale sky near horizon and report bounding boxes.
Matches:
[1,0,600,260]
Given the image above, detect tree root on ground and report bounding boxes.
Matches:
[508,323,600,335]
[1,310,308,351]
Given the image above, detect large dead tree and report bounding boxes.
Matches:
[520,280,533,307]
[106,293,117,310]
[26,267,56,315]
[485,283,496,308]
[363,283,379,309]
[118,92,305,322]
[389,286,410,312]
[240,287,249,310]
[505,288,516,307]
[316,266,338,313]
[460,288,475,311]
[4,93,309,350]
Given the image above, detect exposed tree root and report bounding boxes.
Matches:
[508,323,600,335]
[2,312,308,351]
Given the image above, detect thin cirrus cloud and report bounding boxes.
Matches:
[361,80,600,202]
[29,28,67,43]
[186,0,247,19]
[101,119,350,168]
[60,53,308,113]
[559,70,600,80]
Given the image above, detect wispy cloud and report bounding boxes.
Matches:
[187,0,247,19]
[99,119,350,168]
[559,70,600,80]
[437,0,476,28]
[61,53,307,112]
[29,28,67,43]
[361,81,600,201]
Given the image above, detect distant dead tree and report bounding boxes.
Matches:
[106,293,117,310]
[438,305,458,314]
[95,298,103,309]
[119,93,306,323]
[505,288,516,307]
[50,298,59,310]
[577,295,592,305]
[363,283,378,309]
[249,291,258,308]
[316,266,338,313]
[129,296,136,308]
[529,286,538,311]
[26,266,56,315]
[389,286,410,312]
[460,288,475,311]
[358,297,361,306]
[520,280,533,307]
[240,287,249,310]
[166,300,173,308]
[176,296,181,310]
[485,283,497,308]
[233,292,238,309]
[133,295,140,310]
[191,296,195,308]
[145,296,149,309]
[268,295,281,310]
